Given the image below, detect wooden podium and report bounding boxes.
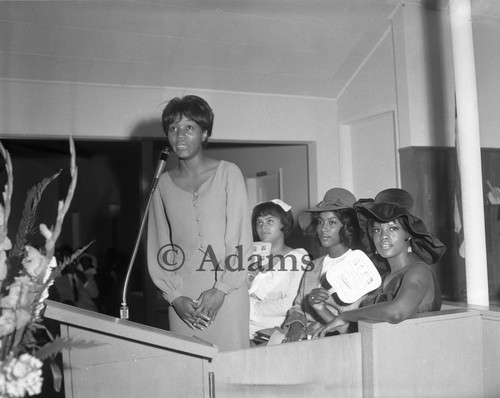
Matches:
[44,300,218,398]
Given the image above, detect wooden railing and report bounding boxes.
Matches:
[45,300,500,398]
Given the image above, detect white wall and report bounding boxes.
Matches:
[336,17,399,194]
[337,27,396,126]
[2,2,499,205]
[337,1,500,156]
[338,3,458,150]
[473,16,500,148]
[401,3,455,148]
[0,79,338,203]
[335,2,494,197]
[395,2,498,150]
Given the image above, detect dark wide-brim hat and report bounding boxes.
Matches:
[298,187,356,230]
[354,188,446,264]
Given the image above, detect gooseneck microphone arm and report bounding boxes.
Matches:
[120,147,170,320]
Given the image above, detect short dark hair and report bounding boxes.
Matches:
[304,208,360,249]
[252,201,295,240]
[161,95,214,139]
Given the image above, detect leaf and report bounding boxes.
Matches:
[57,240,95,272]
[11,171,61,257]
[44,137,78,258]
[35,336,105,360]
[48,356,63,393]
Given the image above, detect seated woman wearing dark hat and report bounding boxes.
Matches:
[312,188,446,339]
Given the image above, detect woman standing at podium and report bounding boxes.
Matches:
[147,95,252,351]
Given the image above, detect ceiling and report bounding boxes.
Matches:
[0,0,498,100]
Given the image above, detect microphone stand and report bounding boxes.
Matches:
[120,147,169,320]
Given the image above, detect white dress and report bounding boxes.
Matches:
[248,248,309,338]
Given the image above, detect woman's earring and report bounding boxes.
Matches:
[407,245,412,253]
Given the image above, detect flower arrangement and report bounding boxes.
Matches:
[0,138,85,397]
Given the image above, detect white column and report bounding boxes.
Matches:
[449,0,489,306]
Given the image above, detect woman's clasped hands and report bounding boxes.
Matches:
[172,288,225,330]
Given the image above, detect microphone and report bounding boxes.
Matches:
[150,147,170,192]
[120,146,170,320]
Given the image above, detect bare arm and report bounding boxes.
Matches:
[309,288,337,323]
[313,264,433,338]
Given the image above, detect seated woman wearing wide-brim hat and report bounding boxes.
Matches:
[312,188,446,339]
[282,187,363,342]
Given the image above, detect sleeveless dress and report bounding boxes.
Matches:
[147,160,253,351]
[361,262,442,313]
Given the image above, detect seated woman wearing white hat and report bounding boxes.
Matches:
[312,188,446,339]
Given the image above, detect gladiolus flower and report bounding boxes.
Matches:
[39,223,53,240]
[0,353,43,397]
[0,204,5,227]
[22,245,48,278]
[0,236,12,251]
[0,310,16,337]
[0,250,7,282]
[0,276,33,309]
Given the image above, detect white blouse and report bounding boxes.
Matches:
[249,248,309,338]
